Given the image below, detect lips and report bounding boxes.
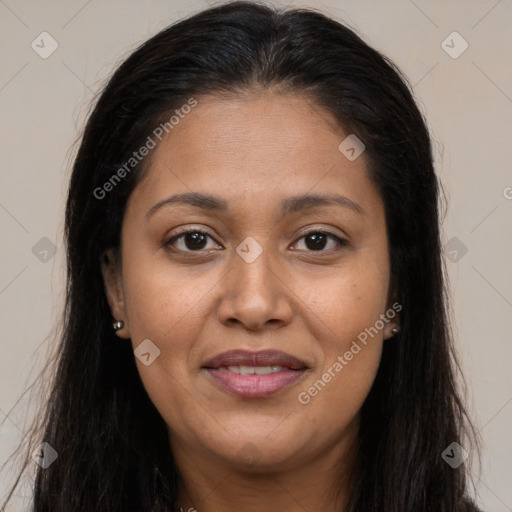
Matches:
[202,349,309,398]
[202,349,308,371]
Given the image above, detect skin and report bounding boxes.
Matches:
[102,89,400,512]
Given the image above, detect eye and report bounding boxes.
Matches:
[165,229,221,253]
[165,228,348,256]
[292,230,348,254]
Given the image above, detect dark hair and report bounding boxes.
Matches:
[2,1,481,511]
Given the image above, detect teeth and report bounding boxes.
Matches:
[255,366,272,375]
[225,365,285,375]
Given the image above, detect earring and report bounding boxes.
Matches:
[391,326,400,335]
[113,320,124,332]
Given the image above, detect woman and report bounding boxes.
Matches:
[2,1,482,510]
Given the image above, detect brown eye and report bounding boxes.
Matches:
[293,231,347,253]
[166,230,220,252]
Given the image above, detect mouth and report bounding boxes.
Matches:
[202,349,309,398]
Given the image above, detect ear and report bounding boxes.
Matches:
[383,314,400,340]
[100,248,130,339]
[383,287,401,340]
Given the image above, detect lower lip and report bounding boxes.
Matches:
[204,368,306,398]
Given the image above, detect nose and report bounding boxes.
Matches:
[216,245,293,331]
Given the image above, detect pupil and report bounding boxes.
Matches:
[306,233,326,250]
[186,232,207,250]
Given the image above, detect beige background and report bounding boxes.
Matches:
[1,0,511,510]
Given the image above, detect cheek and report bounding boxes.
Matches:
[299,339,382,439]
[294,258,387,414]
[120,248,224,389]
[121,249,210,343]
[296,283,384,435]
[119,257,213,426]
[300,258,389,349]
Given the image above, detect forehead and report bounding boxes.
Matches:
[161,92,346,173]
[128,91,382,218]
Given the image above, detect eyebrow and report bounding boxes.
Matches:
[146,191,365,219]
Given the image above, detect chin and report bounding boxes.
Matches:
[229,444,304,473]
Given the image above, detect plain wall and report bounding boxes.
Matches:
[1,0,511,510]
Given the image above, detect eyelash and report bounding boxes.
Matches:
[164,228,348,256]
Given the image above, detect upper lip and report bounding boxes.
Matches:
[202,349,308,370]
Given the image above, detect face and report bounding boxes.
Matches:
[102,90,399,474]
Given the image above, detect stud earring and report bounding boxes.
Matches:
[113,320,124,332]
[391,326,400,335]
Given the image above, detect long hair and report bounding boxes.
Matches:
[2,1,481,510]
